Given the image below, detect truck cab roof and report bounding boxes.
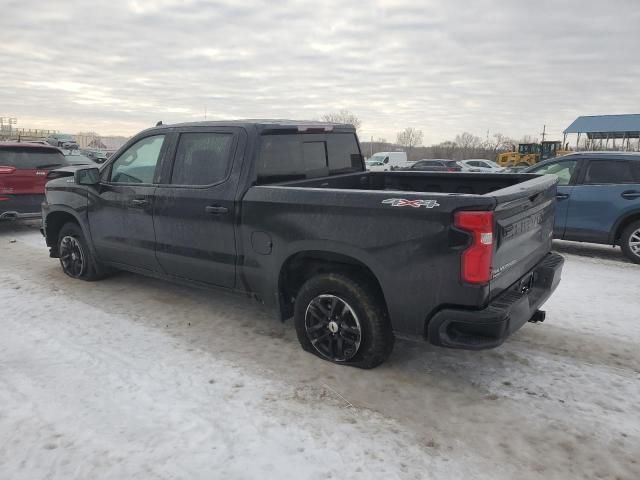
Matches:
[144,119,357,135]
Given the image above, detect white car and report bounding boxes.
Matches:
[459,159,506,173]
[365,151,408,171]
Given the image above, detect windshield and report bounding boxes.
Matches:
[58,134,74,141]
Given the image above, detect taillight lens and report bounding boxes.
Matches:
[0,166,16,174]
[454,211,494,284]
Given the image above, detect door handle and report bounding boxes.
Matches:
[621,190,640,199]
[130,199,149,207]
[205,205,229,215]
[556,193,570,200]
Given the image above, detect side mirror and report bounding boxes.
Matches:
[74,167,100,186]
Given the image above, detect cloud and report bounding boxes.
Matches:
[1,0,639,143]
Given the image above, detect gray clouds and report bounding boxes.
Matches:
[1,0,639,142]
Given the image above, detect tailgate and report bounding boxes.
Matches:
[489,174,558,299]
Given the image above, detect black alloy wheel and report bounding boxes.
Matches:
[304,294,362,362]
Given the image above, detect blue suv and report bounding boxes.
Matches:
[525,152,640,263]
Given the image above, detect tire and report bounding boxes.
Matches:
[620,220,640,264]
[57,222,108,281]
[294,273,394,369]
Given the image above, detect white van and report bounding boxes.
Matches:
[365,151,408,171]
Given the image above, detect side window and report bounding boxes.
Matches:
[383,157,389,164]
[171,132,234,185]
[531,160,577,186]
[110,135,165,184]
[583,160,634,185]
[257,135,304,184]
[327,133,362,173]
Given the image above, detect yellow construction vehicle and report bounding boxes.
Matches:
[497,141,570,168]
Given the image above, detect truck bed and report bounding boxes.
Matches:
[278,170,539,196]
[243,169,558,337]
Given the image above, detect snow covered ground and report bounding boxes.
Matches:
[1,220,638,480]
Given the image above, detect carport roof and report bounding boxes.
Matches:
[564,114,640,139]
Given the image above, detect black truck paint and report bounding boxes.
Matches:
[42,120,564,368]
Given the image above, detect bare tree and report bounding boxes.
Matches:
[484,132,515,154]
[320,110,362,130]
[454,132,483,159]
[431,141,457,159]
[396,127,423,151]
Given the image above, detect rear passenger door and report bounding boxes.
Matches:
[153,127,246,288]
[565,159,640,243]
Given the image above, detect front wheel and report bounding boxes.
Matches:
[294,273,394,369]
[621,220,640,264]
[58,222,108,280]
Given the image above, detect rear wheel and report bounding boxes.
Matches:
[621,220,640,264]
[58,222,108,280]
[294,273,394,369]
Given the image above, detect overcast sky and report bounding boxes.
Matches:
[2,0,639,143]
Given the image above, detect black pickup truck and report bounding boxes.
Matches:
[41,120,564,368]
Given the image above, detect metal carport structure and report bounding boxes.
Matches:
[564,114,640,151]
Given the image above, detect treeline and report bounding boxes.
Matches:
[361,131,518,162]
[318,111,521,162]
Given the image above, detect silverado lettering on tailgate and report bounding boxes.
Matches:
[502,212,544,240]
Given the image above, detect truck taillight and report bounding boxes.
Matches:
[454,211,494,284]
[0,166,16,174]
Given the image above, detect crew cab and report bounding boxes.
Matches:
[0,142,69,220]
[41,121,564,368]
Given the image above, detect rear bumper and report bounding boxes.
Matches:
[427,252,564,350]
[0,195,44,220]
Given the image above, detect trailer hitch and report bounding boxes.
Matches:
[528,310,546,323]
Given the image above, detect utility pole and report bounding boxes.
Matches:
[540,124,547,142]
[370,136,373,158]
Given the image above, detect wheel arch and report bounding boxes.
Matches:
[277,250,388,323]
[609,210,640,245]
[44,208,89,257]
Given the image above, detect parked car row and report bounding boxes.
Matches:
[365,156,506,173]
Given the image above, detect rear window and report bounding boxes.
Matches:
[0,148,68,169]
[257,133,362,184]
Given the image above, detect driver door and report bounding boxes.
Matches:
[88,133,169,271]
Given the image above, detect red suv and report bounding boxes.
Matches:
[0,143,70,220]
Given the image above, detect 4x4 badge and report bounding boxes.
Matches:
[382,198,440,208]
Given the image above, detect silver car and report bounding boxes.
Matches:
[459,159,505,173]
